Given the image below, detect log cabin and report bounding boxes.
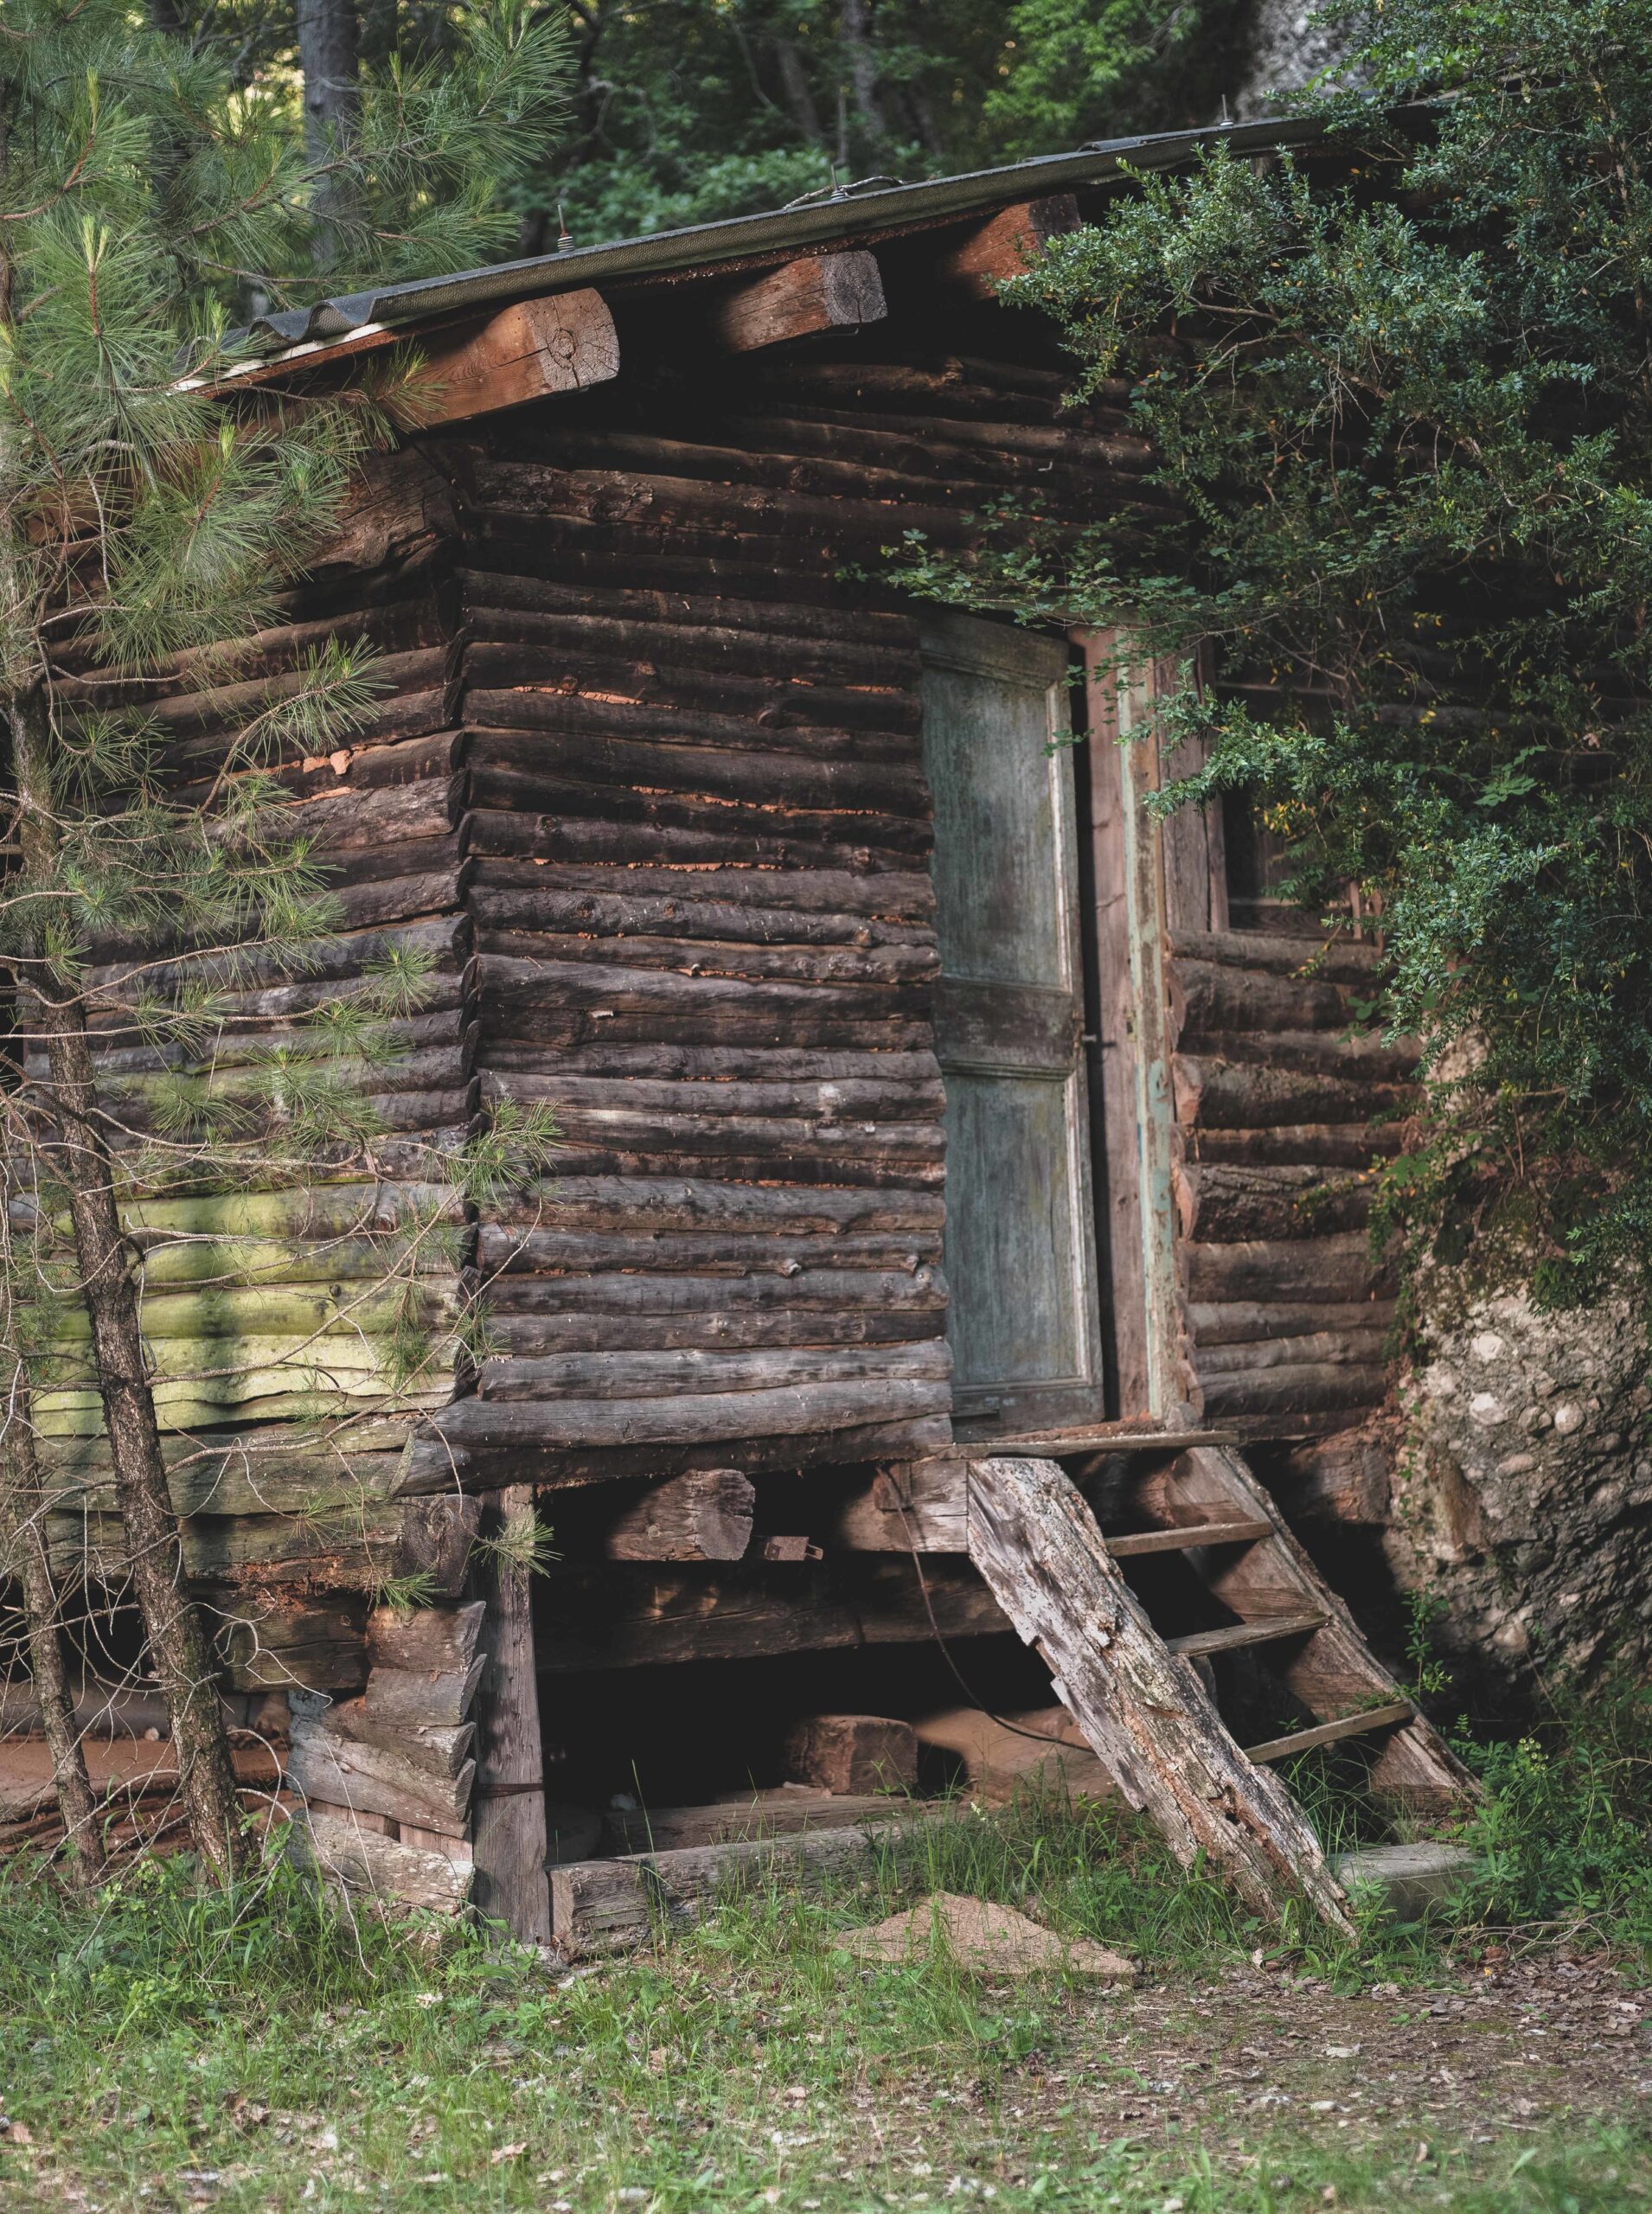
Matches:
[7,113,1474,1940]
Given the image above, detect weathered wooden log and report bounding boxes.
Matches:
[45,1285,459,1347]
[414,290,618,423]
[460,803,926,877]
[474,952,929,1050]
[470,890,934,955]
[784,1714,918,1795]
[502,1112,944,1174]
[42,1504,402,1584]
[1175,1162,1375,1243]
[711,251,887,350]
[1187,1299,1396,1347]
[534,1555,1007,1672]
[397,1492,482,1597]
[1198,1364,1389,1422]
[484,1310,938,1356]
[397,1416,957,1498]
[462,643,919,747]
[1194,1328,1391,1377]
[464,718,929,816]
[826,1456,969,1552]
[469,1486,553,1942]
[469,867,935,933]
[476,926,938,989]
[463,761,934,863]
[965,1456,1354,1935]
[464,451,966,549]
[464,603,913,690]
[478,1231,939,1278]
[551,1816,926,1955]
[935,195,1080,296]
[35,1424,410,1517]
[600,1469,755,1561]
[1184,1234,1393,1304]
[367,1597,485,1673]
[211,1589,368,1693]
[286,1690,475,1833]
[456,565,919,649]
[285,1809,473,1915]
[317,1695,476,1779]
[1186,1123,1406,1169]
[1176,1030,1420,1084]
[601,1788,904,1855]
[486,1175,944,1236]
[485,1266,945,1318]
[1174,1054,1417,1129]
[133,1232,464,1289]
[1174,960,1349,1037]
[489,1074,944,1123]
[85,914,471,1008]
[363,1654,486,1728]
[477,1341,951,1404]
[1169,929,1388,985]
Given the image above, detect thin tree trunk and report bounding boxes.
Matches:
[297,0,362,262]
[10,688,246,1878]
[0,1347,106,1890]
[839,0,886,159]
[772,38,826,147]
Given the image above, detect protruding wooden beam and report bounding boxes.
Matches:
[938,195,1082,299]
[416,289,618,424]
[601,1468,755,1561]
[712,251,887,352]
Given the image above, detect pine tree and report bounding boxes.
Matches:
[0,0,569,1878]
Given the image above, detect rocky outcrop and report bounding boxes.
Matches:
[1232,0,1357,119]
[1390,1284,1652,1696]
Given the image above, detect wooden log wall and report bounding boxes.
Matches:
[402,338,1165,1493]
[1165,926,1418,1431]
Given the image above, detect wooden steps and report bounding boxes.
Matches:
[1164,1609,1328,1659]
[963,1443,1476,1933]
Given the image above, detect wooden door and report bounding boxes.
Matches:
[921,613,1105,1439]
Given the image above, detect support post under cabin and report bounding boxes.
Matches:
[470,1485,552,1942]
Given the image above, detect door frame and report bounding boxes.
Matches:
[920,611,1107,1442]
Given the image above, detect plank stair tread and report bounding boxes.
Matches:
[1245,1699,1415,1765]
[978,1425,1238,1456]
[1164,1609,1329,1658]
[1105,1517,1271,1558]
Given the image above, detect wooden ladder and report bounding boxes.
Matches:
[962,1443,1475,1935]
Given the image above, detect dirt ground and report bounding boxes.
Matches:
[983,1950,1652,2152]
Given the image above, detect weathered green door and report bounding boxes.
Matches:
[921,612,1105,1440]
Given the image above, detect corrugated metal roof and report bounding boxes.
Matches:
[240,113,1329,355]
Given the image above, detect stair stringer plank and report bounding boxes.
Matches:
[1179,1448,1477,1811]
[966,1455,1356,1936]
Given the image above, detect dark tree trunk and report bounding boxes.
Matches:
[10,690,246,1878]
[297,0,362,259]
[1,1375,106,1891]
[773,38,826,147]
[839,0,886,160]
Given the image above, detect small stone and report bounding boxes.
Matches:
[1469,1392,1507,1426]
[1553,1402,1585,1434]
[1471,1332,1506,1364]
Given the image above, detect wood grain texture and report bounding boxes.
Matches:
[468,1486,552,1942]
[965,1454,1354,1934]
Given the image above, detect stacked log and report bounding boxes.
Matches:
[1168,928,1416,1428]
[407,345,1150,1494]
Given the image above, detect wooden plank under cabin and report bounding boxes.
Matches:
[469,1487,552,1942]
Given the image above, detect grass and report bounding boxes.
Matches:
[1,1686,1648,2214]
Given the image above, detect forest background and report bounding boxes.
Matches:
[214,0,1285,255]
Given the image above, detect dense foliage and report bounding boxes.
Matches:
[151,0,1252,253]
[906,0,1652,1298]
